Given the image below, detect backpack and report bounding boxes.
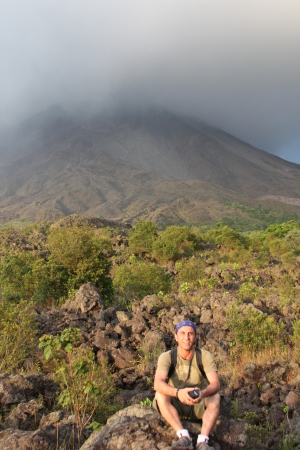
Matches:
[167,347,207,381]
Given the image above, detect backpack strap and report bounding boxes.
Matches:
[167,347,208,381]
[195,347,208,381]
[167,347,177,379]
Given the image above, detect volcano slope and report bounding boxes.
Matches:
[0,106,300,226]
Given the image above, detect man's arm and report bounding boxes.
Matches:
[196,371,220,402]
[154,369,197,406]
[154,369,178,397]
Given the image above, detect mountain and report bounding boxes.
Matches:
[0,106,300,226]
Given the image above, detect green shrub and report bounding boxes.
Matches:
[204,225,249,250]
[48,225,113,301]
[291,320,300,360]
[0,300,37,373]
[238,280,260,301]
[113,260,172,299]
[227,305,285,353]
[129,220,157,255]
[39,328,118,439]
[0,251,37,302]
[175,257,206,287]
[153,226,198,262]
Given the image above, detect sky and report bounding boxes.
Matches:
[1,0,300,163]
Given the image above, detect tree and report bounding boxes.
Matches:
[129,220,157,255]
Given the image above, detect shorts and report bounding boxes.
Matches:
[152,396,205,422]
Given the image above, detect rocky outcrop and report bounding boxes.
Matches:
[80,405,249,450]
[63,282,105,313]
[0,412,90,450]
[2,283,299,449]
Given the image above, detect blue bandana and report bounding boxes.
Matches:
[175,320,197,334]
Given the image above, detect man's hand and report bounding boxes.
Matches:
[178,387,201,405]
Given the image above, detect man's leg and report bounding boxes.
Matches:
[201,393,221,436]
[155,392,184,432]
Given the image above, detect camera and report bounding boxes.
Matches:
[188,389,200,399]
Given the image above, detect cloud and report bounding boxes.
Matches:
[1,0,300,161]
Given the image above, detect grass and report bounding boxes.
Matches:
[0,219,35,229]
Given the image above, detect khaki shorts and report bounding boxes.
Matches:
[153,396,205,422]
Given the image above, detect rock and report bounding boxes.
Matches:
[79,405,174,449]
[79,405,216,450]
[141,330,167,355]
[285,391,300,411]
[63,282,105,313]
[93,332,120,350]
[139,295,159,314]
[0,412,86,450]
[289,417,300,445]
[128,316,147,334]
[110,348,137,369]
[4,400,46,431]
[0,375,36,408]
[213,415,248,448]
[260,388,279,406]
[116,311,132,323]
[200,309,213,324]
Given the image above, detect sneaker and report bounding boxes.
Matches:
[171,436,194,450]
[195,442,214,450]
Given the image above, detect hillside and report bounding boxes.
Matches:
[0,106,300,226]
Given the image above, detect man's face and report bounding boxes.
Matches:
[175,326,196,351]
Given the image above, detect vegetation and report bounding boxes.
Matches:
[0,300,37,373]
[1,216,300,447]
[113,259,172,299]
[39,328,118,441]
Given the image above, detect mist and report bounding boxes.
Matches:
[1,0,300,163]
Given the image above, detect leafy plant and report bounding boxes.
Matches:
[129,220,157,255]
[113,260,171,299]
[0,300,37,373]
[39,328,118,443]
[140,397,153,407]
[227,305,285,353]
[152,226,199,262]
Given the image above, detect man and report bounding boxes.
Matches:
[153,320,220,450]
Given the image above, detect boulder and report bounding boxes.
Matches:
[0,413,89,450]
[63,282,105,313]
[79,405,218,450]
[141,330,167,355]
[213,415,248,448]
[110,348,137,369]
[4,400,46,431]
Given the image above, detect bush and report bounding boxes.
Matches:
[291,320,300,360]
[175,257,206,287]
[0,300,37,373]
[227,305,285,353]
[204,225,249,250]
[129,221,157,255]
[113,260,172,299]
[153,226,199,262]
[0,251,37,302]
[39,328,118,440]
[47,225,113,301]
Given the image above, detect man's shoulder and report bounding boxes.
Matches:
[197,347,218,373]
[157,350,172,371]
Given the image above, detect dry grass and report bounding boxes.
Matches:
[218,343,299,383]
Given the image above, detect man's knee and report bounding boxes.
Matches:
[155,391,172,407]
[205,392,221,411]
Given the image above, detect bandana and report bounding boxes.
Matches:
[175,320,197,334]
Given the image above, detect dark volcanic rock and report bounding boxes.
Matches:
[0,412,88,450]
[63,282,105,313]
[4,400,46,431]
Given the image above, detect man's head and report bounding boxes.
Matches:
[175,320,197,352]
